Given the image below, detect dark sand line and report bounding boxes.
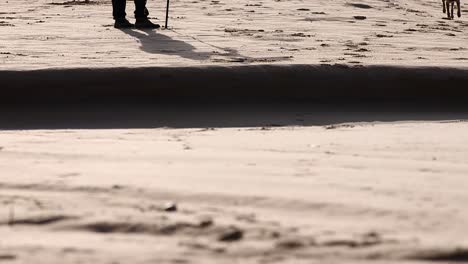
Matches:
[2,64,468,103]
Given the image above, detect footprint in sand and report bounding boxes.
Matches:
[347,3,373,9]
[58,172,81,178]
[375,33,393,38]
[218,227,244,242]
[275,238,309,250]
[355,48,369,52]
[4,215,77,226]
[0,255,16,261]
[291,32,312,38]
[0,21,14,27]
[353,16,367,20]
[49,0,100,6]
[245,3,262,7]
[346,53,367,58]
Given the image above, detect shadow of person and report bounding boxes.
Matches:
[118,28,213,61]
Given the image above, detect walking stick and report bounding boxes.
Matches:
[165,0,170,29]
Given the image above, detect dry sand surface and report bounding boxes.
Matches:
[1,105,468,263]
[2,0,468,263]
[1,0,467,69]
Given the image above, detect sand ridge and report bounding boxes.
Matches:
[2,65,468,103]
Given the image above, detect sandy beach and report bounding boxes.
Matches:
[1,0,468,263]
[1,0,467,69]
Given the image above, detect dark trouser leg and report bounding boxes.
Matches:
[112,0,127,20]
[134,0,148,19]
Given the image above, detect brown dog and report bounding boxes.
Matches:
[443,0,461,19]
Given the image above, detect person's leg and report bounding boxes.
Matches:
[134,0,147,19]
[134,0,160,29]
[113,0,134,28]
[112,0,127,20]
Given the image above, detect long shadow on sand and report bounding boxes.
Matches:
[119,28,212,60]
[118,28,250,61]
[118,28,213,61]
[1,103,468,130]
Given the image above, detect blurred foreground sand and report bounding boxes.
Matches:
[1,106,468,263]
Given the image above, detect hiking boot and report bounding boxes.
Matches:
[135,18,160,29]
[114,18,134,29]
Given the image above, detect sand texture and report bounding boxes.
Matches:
[1,106,468,263]
[2,0,468,263]
[1,0,467,69]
